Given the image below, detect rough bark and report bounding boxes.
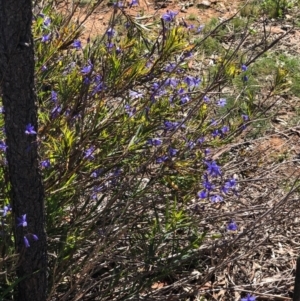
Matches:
[0,1,47,300]
[294,257,300,301]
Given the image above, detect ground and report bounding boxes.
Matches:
[57,0,244,41]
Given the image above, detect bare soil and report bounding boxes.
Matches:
[58,0,245,41]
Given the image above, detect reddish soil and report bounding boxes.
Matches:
[58,0,245,41]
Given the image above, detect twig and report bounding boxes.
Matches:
[235,288,291,300]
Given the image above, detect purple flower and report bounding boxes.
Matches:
[212,129,220,137]
[242,114,249,121]
[168,147,178,157]
[164,120,184,131]
[129,90,143,99]
[203,95,210,103]
[51,105,62,119]
[124,104,136,117]
[91,185,106,200]
[196,25,205,33]
[211,119,218,126]
[184,76,201,88]
[180,95,190,105]
[92,82,104,95]
[84,146,95,160]
[151,88,167,101]
[32,234,38,241]
[226,178,236,188]
[165,63,176,72]
[217,98,227,107]
[204,148,210,156]
[17,214,27,227]
[242,75,249,82]
[107,28,116,38]
[197,137,205,144]
[147,138,162,146]
[156,155,168,164]
[41,65,47,71]
[151,82,166,97]
[241,293,256,301]
[106,42,114,50]
[91,171,98,178]
[3,204,11,217]
[164,120,178,131]
[205,160,221,177]
[114,1,124,8]
[146,60,152,68]
[24,236,30,248]
[162,10,178,22]
[152,82,160,90]
[178,87,185,95]
[0,141,7,151]
[210,195,223,203]
[91,168,103,178]
[94,74,102,83]
[197,190,207,199]
[227,220,238,231]
[83,77,90,85]
[221,125,229,134]
[25,124,37,135]
[23,233,38,247]
[221,184,230,194]
[41,159,50,168]
[41,34,50,43]
[81,63,93,74]
[51,91,58,102]
[73,40,82,49]
[65,109,71,116]
[124,104,134,116]
[187,140,196,149]
[223,182,237,194]
[129,0,138,6]
[43,17,51,27]
[203,178,215,191]
[113,168,122,177]
[116,46,122,54]
[164,77,178,88]
[182,51,193,59]
[241,64,248,71]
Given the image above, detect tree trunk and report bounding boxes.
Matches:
[0,1,47,300]
[294,257,300,301]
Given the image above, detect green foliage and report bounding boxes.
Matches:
[187,14,197,21]
[240,0,299,18]
[231,17,249,32]
[197,36,222,55]
[240,2,261,18]
[261,0,298,18]
[276,54,300,97]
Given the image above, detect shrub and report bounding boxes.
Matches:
[0,1,295,300]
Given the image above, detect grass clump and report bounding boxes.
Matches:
[241,0,299,18]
